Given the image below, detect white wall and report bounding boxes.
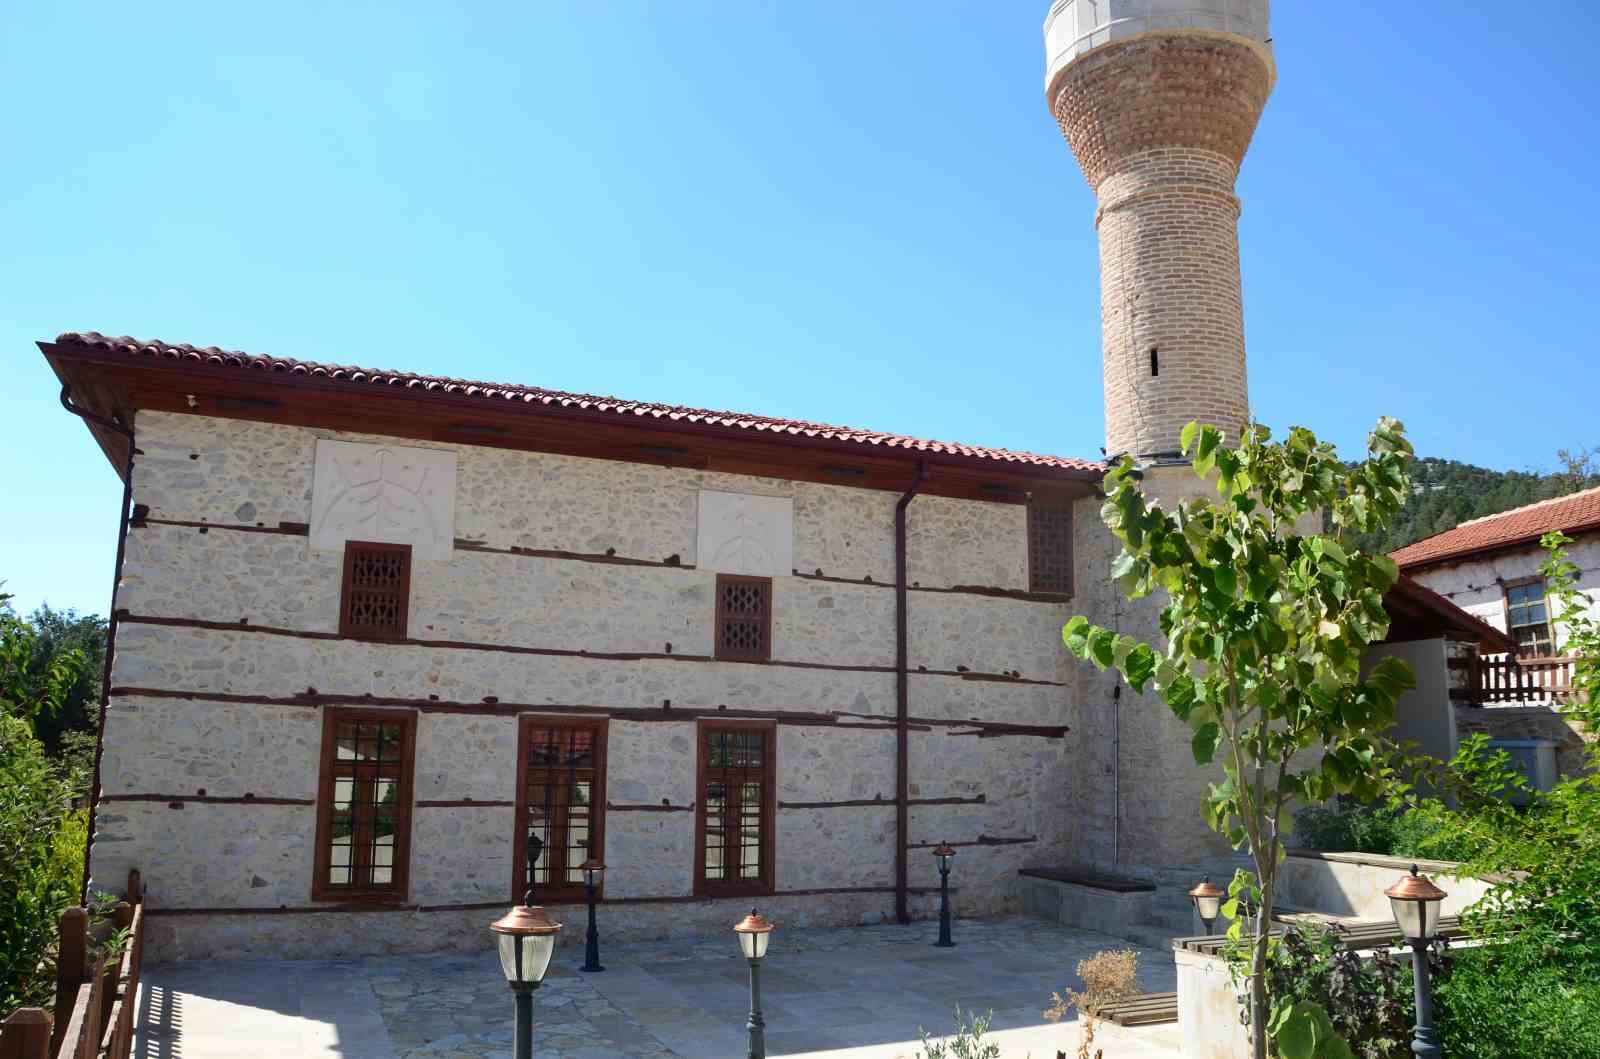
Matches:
[1367,637,1458,766]
[1408,536,1600,654]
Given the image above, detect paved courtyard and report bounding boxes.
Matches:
[132,916,1182,1058]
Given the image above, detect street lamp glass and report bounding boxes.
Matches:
[1189,877,1225,924]
[734,909,774,960]
[1385,865,1446,943]
[490,903,562,985]
[583,860,606,888]
[932,842,956,873]
[497,931,557,985]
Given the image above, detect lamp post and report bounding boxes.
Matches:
[491,836,561,1059]
[580,860,606,973]
[933,842,956,948]
[1189,876,1225,935]
[1386,864,1447,1059]
[734,909,774,1059]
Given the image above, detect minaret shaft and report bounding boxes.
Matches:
[1048,30,1273,460]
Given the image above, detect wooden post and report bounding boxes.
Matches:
[126,869,142,906]
[0,1009,53,1059]
[52,906,87,1052]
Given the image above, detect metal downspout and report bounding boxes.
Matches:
[894,460,928,925]
[58,383,135,904]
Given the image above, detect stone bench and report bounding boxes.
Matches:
[1018,867,1156,936]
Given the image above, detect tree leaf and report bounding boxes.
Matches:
[1271,1004,1316,1059]
[1124,643,1156,692]
[1061,616,1091,657]
[1192,722,1222,765]
[1180,420,1199,455]
[1087,626,1116,670]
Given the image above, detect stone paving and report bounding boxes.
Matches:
[133,916,1181,1058]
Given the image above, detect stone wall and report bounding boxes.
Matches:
[1067,466,1236,873]
[99,411,1094,960]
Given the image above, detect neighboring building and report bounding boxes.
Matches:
[1395,486,1600,660]
[40,0,1510,963]
[1396,488,1600,780]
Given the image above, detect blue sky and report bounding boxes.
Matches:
[3,2,1597,617]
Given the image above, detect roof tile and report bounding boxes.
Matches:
[53,331,1103,474]
[1392,486,1600,569]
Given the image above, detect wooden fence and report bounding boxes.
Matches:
[0,870,146,1059]
[1466,653,1582,704]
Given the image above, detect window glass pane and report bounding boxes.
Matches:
[740,782,762,879]
[321,712,411,897]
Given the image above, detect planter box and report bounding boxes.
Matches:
[1278,851,1491,921]
[1174,945,1249,1059]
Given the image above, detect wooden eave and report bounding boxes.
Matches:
[1382,576,1516,654]
[41,341,1103,504]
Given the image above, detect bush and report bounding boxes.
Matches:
[0,712,86,1012]
[914,1007,1001,1059]
[1258,923,1414,1059]
[1437,934,1600,1059]
[1044,948,1142,1059]
[1291,798,1488,863]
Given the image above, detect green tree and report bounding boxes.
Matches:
[0,589,91,1013]
[22,605,106,762]
[1061,419,1418,1059]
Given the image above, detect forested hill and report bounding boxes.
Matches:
[1344,456,1600,556]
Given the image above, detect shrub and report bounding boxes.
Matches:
[1044,948,1141,1059]
[914,1007,1001,1059]
[1,588,91,1015]
[0,712,86,1011]
[1436,933,1600,1059]
[1260,923,1414,1059]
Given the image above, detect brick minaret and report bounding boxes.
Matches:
[1044,3,1275,462]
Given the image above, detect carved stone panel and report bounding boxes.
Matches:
[310,439,457,560]
[696,490,794,578]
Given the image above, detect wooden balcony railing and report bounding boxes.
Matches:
[1461,653,1584,705]
[0,869,146,1059]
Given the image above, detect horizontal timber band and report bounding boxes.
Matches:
[108,685,1067,739]
[414,799,514,808]
[906,835,1037,848]
[144,885,954,918]
[134,517,1076,607]
[99,793,313,806]
[114,612,1068,686]
[779,794,986,809]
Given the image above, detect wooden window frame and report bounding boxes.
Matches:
[311,707,417,904]
[694,719,777,899]
[511,716,609,905]
[1026,495,1074,598]
[339,540,413,641]
[1502,575,1553,657]
[713,574,773,662]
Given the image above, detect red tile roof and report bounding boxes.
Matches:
[51,331,1103,475]
[1392,486,1600,571]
